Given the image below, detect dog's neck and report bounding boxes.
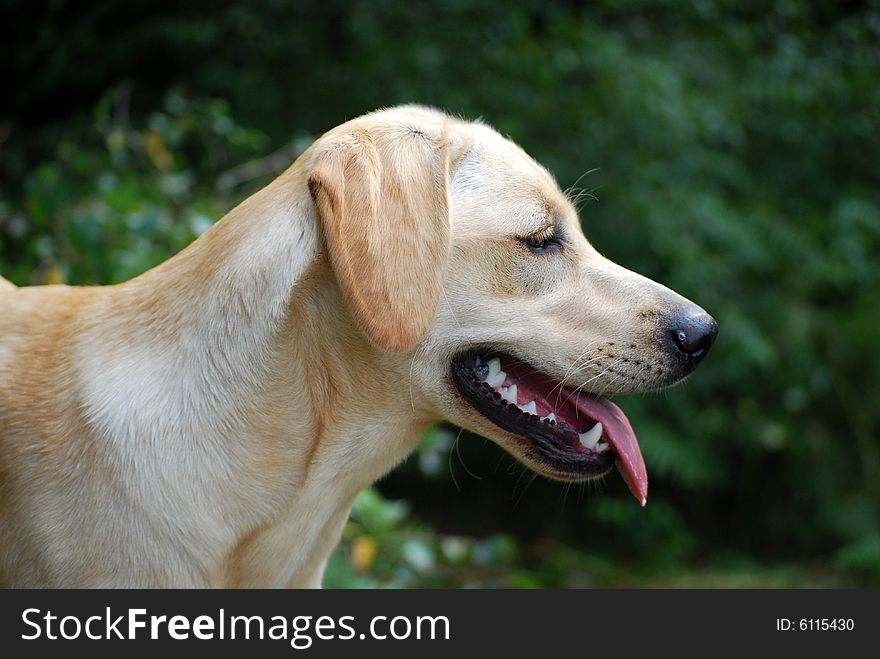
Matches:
[82,166,435,586]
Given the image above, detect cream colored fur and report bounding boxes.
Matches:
[0,105,698,587]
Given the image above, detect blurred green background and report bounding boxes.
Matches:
[2,0,878,587]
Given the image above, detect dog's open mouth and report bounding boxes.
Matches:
[451,350,648,505]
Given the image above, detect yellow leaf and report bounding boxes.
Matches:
[44,265,65,285]
[350,535,378,572]
[144,130,173,171]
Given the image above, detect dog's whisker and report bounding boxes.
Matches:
[560,480,572,511]
[408,355,416,412]
[596,368,625,400]
[563,168,600,198]
[596,359,629,398]
[511,465,528,501]
[568,362,617,409]
[552,354,605,406]
[556,354,604,389]
[455,429,482,482]
[513,470,539,511]
[447,428,466,494]
[547,343,601,401]
[558,341,599,381]
[441,288,463,332]
[568,187,600,212]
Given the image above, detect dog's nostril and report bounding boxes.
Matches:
[669,311,718,359]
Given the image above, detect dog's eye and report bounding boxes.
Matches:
[521,230,563,255]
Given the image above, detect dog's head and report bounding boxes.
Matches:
[308,105,717,504]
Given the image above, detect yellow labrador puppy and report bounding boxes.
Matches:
[0,106,716,587]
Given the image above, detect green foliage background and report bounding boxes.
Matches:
[2,0,878,586]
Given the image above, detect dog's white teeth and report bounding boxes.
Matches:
[596,441,610,453]
[520,400,537,416]
[578,422,603,450]
[545,412,556,423]
[486,371,506,387]
[485,358,506,387]
[500,384,518,404]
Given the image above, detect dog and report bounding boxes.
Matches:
[0,105,716,587]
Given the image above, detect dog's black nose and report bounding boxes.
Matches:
[669,309,718,360]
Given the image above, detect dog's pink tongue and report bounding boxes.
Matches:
[573,397,648,506]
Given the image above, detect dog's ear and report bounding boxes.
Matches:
[307,121,451,352]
